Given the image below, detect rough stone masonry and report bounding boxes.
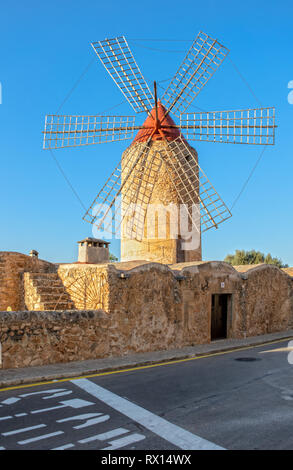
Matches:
[0,251,292,369]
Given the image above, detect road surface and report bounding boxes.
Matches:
[0,339,293,450]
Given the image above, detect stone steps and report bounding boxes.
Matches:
[33,281,66,288]
[32,286,66,295]
[24,272,74,311]
[28,273,59,279]
[34,301,75,311]
[34,293,73,302]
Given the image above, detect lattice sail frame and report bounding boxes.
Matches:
[83,141,162,238]
[43,114,137,149]
[162,136,232,233]
[180,107,275,145]
[161,31,229,117]
[120,145,163,241]
[92,36,154,114]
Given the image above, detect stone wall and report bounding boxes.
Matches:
[106,261,242,349]
[0,252,55,311]
[0,310,110,369]
[57,264,110,311]
[1,260,293,369]
[239,264,293,336]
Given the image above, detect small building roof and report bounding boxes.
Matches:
[77,237,110,245]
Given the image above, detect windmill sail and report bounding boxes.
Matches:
[43,114,137,149]
[120,144,163,240]
[161,136,232,233]
[161,31,229,117]
[92,36,154,114]
[83,140,162,239]
[180,107,276,145]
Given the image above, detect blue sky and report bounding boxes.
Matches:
[0,0,292,265]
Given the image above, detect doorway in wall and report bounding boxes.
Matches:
[211,294,231,340]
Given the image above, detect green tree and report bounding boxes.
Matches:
[224,249,288,268]
[109,252,118,262]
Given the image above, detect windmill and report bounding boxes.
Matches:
[43,31,276,264]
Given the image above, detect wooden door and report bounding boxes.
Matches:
[211,294,228,340]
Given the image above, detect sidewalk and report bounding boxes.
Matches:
[1,329,293,389]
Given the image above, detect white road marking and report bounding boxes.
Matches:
[1,397,20,405]
[15,413,27,417]
[51,443,75,450]
[20,388,65,396]
[57,412,101,423]
[74,414,109,429]
[0,416,12,421]
[30,404,68,414]
[73,378,225,450]
[18,430,64,445]
[20,389,71,399]
[42,391,72,400]
[31,398,94,414]
[2,424,46,436]
[78,427,129,444]
[57,412,110,429]
[0,390,72,411]
[102,433,145,450]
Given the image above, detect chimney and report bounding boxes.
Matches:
[29,250,39,258]
[77,237,110,264]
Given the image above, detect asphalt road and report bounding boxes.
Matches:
[0,339,293,450]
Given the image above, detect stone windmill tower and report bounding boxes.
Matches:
[43,32,276,264]
[120,98,202,264]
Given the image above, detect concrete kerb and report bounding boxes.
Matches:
[0,329,293,389]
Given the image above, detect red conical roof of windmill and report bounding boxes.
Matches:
[132,101,183,145]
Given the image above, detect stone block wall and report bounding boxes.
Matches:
[0,252,55,311]
[57,264,110,311]
[0,258,293,369]
[0,310,111,369]
[240,264,293,336]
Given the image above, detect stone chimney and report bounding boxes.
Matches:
[77,237,110,264]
